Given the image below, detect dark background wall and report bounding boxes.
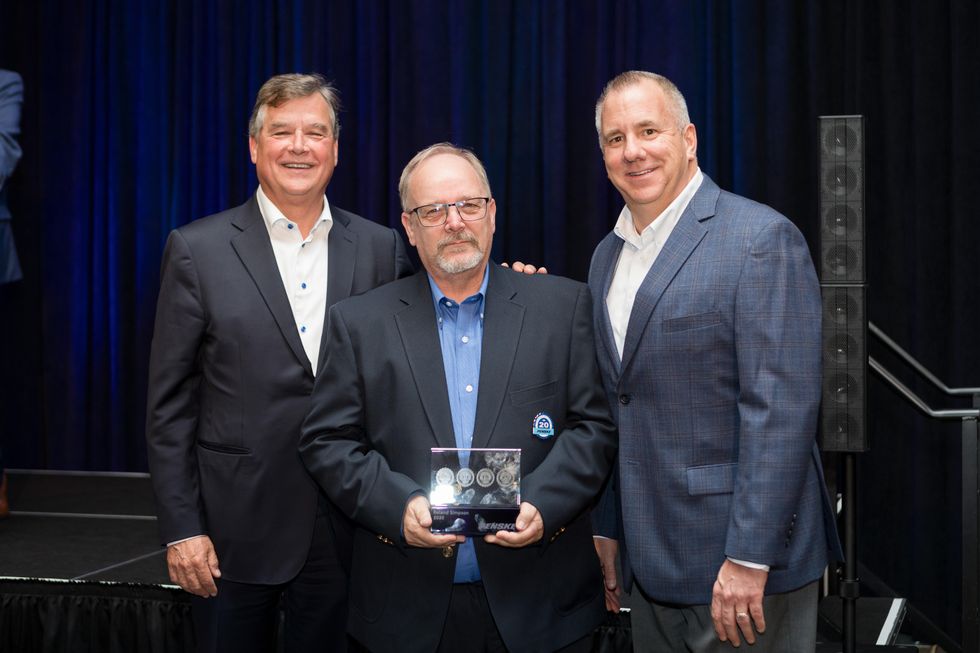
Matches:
[1,0,977,645]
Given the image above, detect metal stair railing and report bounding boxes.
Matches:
[869,321,980,653]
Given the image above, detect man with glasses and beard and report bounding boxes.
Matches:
[300,143,616,653]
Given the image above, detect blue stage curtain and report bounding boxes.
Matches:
[1,0,979,645]
[0,0,829,469]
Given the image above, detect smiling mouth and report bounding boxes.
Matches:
[283,163,314,169]
[626,168,654,177]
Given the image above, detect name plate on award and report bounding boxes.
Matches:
[429,447,521,536]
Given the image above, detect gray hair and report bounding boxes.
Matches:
[398,143,492,212]
[594,71,690,147]
[248,73,341,138]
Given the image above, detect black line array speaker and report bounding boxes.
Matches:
[820,285,868,452]
[819,114,869,452]
[819,115,865,284]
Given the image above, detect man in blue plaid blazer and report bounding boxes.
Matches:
[590,71,842,652]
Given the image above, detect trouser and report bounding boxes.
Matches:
[630,579,819,653]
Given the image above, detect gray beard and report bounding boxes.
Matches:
[435,235,484,274]
[436,247,483,274]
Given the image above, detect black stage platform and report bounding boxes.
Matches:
[0,470,191,653]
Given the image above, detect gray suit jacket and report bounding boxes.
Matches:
[146,195,412,583]
[300,265,617,653]
[591,174,842,605]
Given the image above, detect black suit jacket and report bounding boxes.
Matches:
[145,195,412,584]
[299,265,617,653]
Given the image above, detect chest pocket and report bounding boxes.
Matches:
[662,310,723,333]
[509,380,558,406]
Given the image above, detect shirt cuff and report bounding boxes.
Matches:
[167,534,206,548]
[727,557,770,572]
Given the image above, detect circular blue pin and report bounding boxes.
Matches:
[532,412,555,440]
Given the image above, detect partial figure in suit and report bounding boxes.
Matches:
[0,68,22,287]
[145,73,413,653]
[300,143,617,653]
[0,68,24,519]
[590,71,842,652]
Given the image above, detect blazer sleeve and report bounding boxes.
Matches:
[726,218,823,566]
[145,230,209,543]
[300,304,422,540]
[0,72,23,188]
[392,227,414,279]
[520,284,618,538]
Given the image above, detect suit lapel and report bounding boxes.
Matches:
[619,177,717,375]
[394,273,457,449]
[230,197,313,377]
[325,208,356,308]
[472,266,523,449]
[319,208,357,372]
[593,237,624,381]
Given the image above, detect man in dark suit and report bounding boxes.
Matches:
[299,143,617,653]
[0,68,22,287]
[145,73,412,652]
[590,71,842,652]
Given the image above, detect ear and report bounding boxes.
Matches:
[683,123,698,160]
[401,212,417,247]
[487,198,497,235]
[331,137,339,166]
[249,136,258,164]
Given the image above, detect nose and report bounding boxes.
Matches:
[289,128,307,153]
[444,205,466,231]
[623,134,644,162]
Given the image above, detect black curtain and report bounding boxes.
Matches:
[0,580,193,653]
[0,0,977,645]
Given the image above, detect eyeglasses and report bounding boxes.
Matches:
[409,197,490,227]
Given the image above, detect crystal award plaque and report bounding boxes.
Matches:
[429,448,521,536]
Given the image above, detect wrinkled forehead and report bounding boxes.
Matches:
[259,94,336,130]
[410,154,488,202]
[603,81,672,126]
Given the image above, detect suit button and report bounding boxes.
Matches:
[442,545,455,558]
[619,394,631,405]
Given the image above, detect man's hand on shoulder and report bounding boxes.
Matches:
[484,501,543,548]
[167,535,221,598]
[402,495,464,548]
[501,261,548,275]
[710,558,768,646]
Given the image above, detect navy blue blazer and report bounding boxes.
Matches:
[146,196,412,583]
[300,265,617,653]
[591,174,842,605]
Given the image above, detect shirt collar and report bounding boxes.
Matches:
[255,185,333,233]
[428,266,490,313]
[613,167,704,249]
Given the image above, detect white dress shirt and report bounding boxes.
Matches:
[256,185,332,375]
[606,168,704,359]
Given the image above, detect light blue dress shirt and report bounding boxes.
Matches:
[427,268,488,583]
